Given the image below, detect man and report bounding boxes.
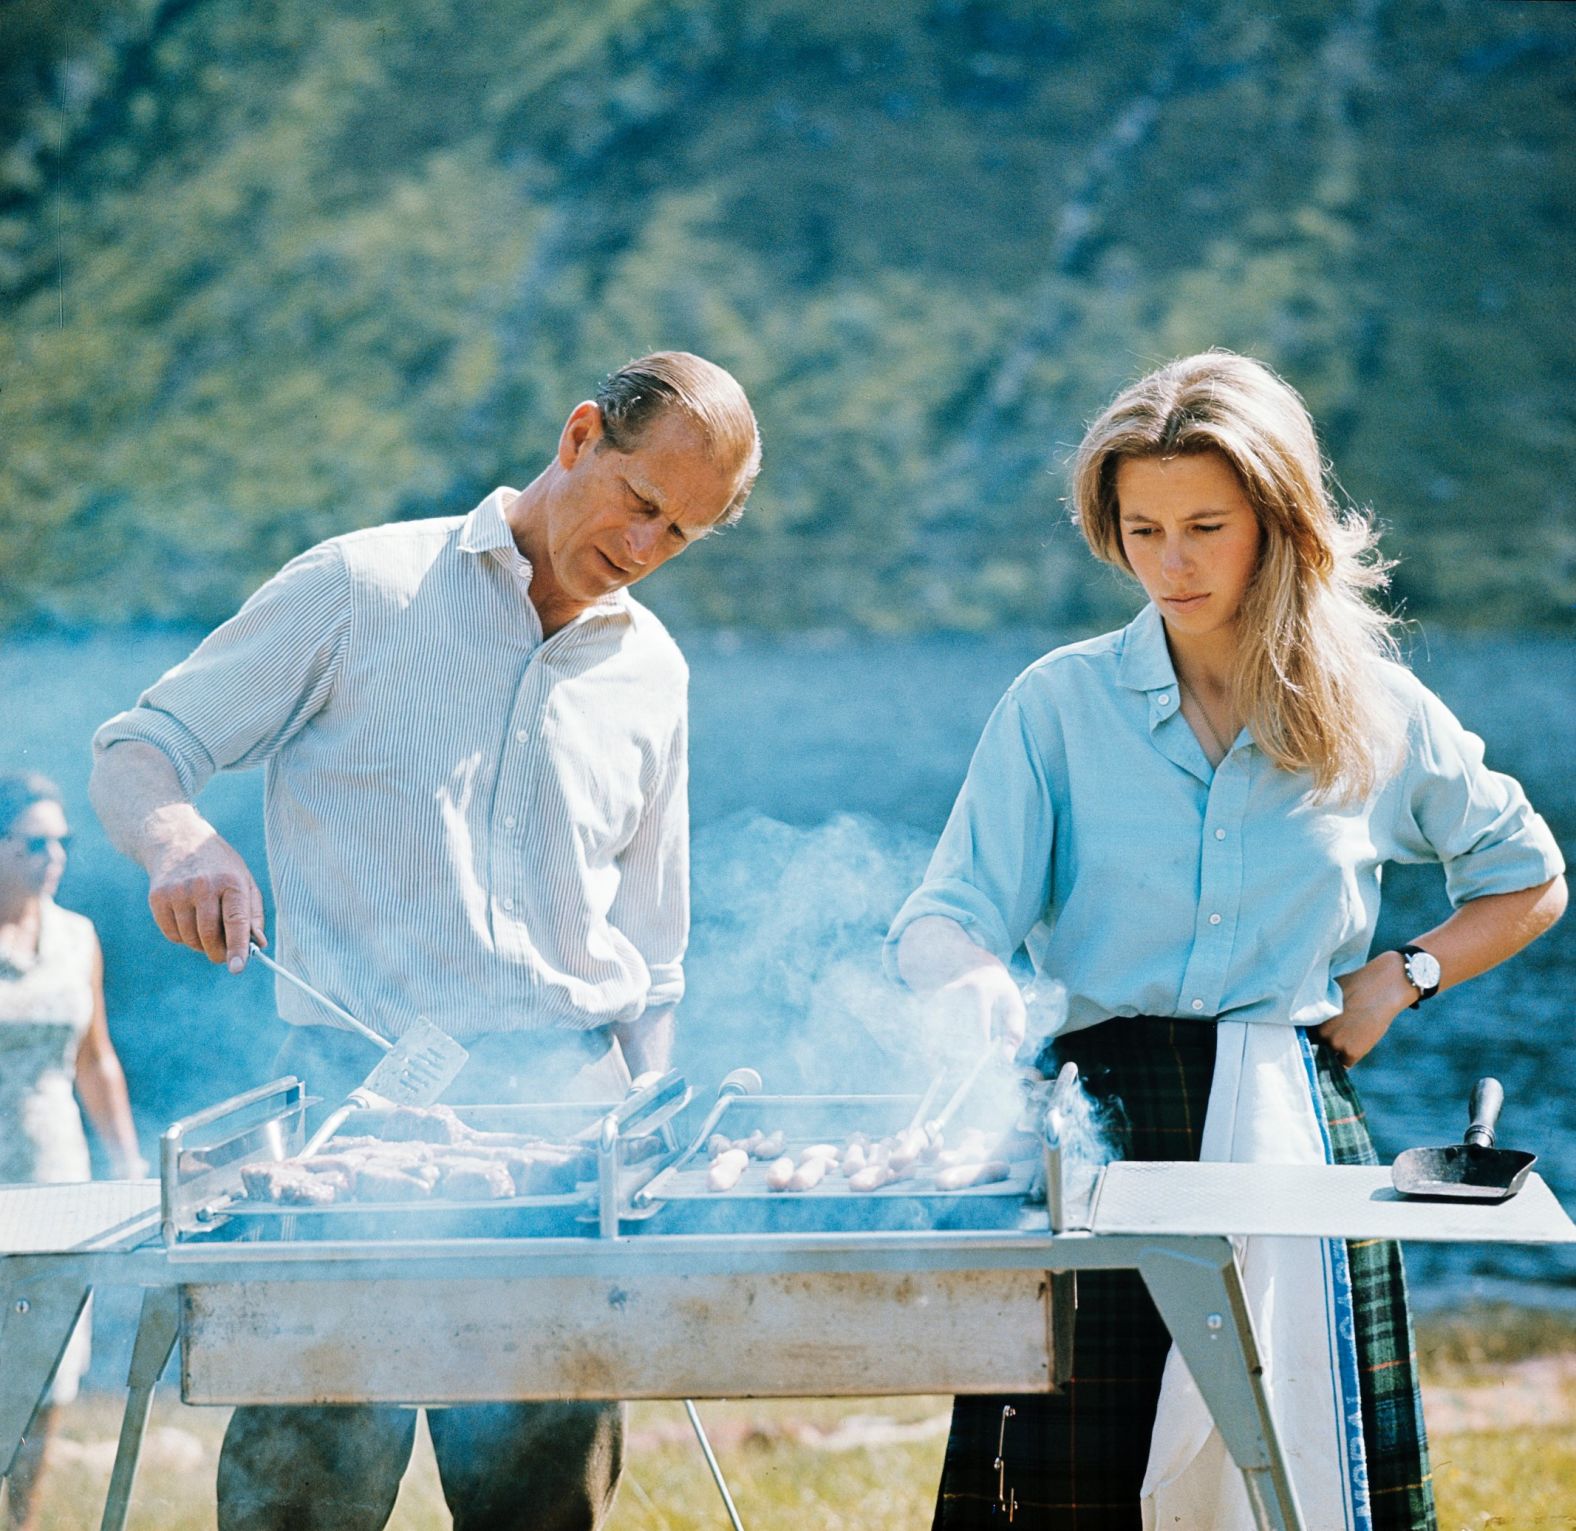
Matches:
[89,351,760,1531]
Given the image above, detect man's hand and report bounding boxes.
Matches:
[145,810,266,972]
[92,741,267,972]
[1313,951,1414,1067]
[613,1007,674,1078]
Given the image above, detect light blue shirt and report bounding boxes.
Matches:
[887,604,1564,1033]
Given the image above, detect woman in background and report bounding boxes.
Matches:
[888,352,1565,1530]
[0,771,143,1531]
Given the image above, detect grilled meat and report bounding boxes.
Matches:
[239,1116,602,1205]
[438,1158,516,1200]
[355,1162,440,1201]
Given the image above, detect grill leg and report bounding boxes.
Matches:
[1138,1242,1304,1531]
[0,1270,90,1481]
[1048,1270,1077,1388]
[98,1286,180,1531]
[683,1400,745,1531]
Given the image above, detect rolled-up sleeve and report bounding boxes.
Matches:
[1390,685,1565,905]
[884,682,1057,975]
[609,707,689,1013]
[92,542,352,797]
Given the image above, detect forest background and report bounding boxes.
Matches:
[2,0,1573,636]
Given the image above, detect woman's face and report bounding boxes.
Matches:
[1115,452,1263,651]
[0,799,71,904]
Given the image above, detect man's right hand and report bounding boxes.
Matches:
[91,742,268,974]
[145,811,266,972]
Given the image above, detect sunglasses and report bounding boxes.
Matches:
[8,833,73,856]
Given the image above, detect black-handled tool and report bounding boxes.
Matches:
[1391,1077,1537,1202]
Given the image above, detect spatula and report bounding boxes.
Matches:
[245,944,468,1153]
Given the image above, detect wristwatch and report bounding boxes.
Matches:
[1398,945,1441,1008]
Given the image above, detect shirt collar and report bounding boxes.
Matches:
[456,487,632,621]
[457,488,521,558]
[1115,602,1178,692]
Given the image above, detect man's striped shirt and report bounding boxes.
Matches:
[94,490,689,1041]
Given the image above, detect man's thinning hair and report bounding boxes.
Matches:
[595,351,761,525]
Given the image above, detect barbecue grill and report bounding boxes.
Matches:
[3,1065,1572,1531]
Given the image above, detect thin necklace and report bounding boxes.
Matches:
[1177,676,1236,760]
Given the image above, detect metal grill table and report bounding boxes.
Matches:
[3,1091,1573,1531]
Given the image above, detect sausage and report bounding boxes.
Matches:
[800,1143,841,1162]
[848,1163,898,1193]
[788,1154,831,1191]
[765,1155,797,1191]
[933,1159,1011,1192]
[707,1134,734,1157]
[750,1129,786,1159]
[840,1142,868,1177]
[706,1148,751,1191]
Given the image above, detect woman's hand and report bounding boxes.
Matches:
[928,963,1027,1052]
[1314,952,1415,1067]
[1316,878,1568,1067]
[896,915,1026,1050]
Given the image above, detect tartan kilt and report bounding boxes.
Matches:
[931,1017,1435,1530]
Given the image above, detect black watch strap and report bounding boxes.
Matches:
[1399,944,1441,1008]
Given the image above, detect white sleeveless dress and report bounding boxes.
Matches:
[0,899,97,1399]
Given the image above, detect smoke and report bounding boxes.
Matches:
[682,811,1084,1151]
[1042,1059,1122,1169]
[682,812,934,1097]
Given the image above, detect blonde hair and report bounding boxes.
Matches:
[1071,351,1404,799]
[595,351,762,525]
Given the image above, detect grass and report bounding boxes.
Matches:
[8,1308,1575,1528]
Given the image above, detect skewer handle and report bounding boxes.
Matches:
[247,944,392,1053]
[634,1068,760,1206]
[930,1042,1001,1136]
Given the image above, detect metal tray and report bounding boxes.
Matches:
[635,1092,1045,1233]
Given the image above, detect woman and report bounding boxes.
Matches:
[0,772,143,1531]
[888,353,1565,1531]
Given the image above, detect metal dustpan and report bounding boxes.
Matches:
[246,945,468,1151]
[1392,1076,1537,1202]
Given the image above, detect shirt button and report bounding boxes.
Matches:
[502,897,515,912]
[1214,828,1226,840]
[1158,694,1170,706]
[504,815,517,830]
[515,729,528,743]
[1209,913,1222,925]
[1191,999,1205,1012]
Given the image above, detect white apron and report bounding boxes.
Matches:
[1141,1022,1370,1531]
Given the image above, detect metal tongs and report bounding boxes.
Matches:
[908,1039,1007,1145]
[245,944,469,1155]
[633,1068,762,1208]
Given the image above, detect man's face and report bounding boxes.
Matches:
[540,403,742,607]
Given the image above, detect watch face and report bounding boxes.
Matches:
[1407,950,1442,992]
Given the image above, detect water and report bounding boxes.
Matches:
[2,623,1571,1309]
